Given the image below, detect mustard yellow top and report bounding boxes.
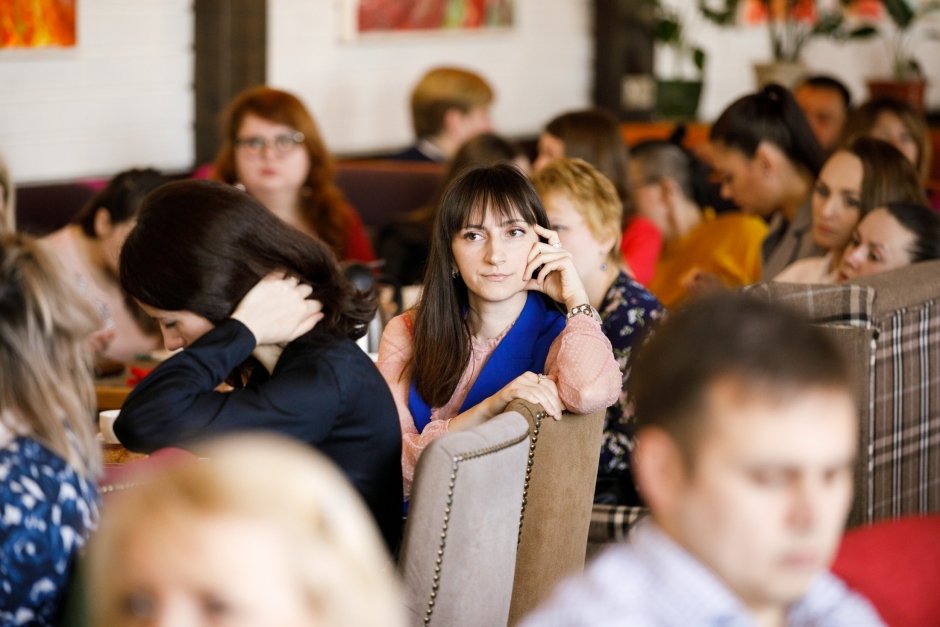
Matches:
[649,210,768,308]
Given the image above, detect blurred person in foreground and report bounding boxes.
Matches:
[0,234,101,625]
[522,294,884,627]
[86,434,406,627]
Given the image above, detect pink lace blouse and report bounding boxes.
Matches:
[377,312,621,496]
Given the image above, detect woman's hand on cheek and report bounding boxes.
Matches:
[490,371,564,420]
[231,272,324,345]
[524,224,590,310]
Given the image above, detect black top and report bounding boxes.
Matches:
[115,319,403,553]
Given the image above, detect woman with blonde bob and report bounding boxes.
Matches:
[214,86,375,262]
[0,234,100,624]
[533,158,663,505]
[86,434,406,627]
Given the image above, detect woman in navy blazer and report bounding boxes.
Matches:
[115,180,403,553]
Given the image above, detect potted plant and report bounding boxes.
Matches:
[698,0,876,88]
[861,0,940,112]
[651,1,707,119]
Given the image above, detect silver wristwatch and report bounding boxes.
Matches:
[566,303,602,324]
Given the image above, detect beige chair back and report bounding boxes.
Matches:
[506,399,605,625]
[399,411,530,627]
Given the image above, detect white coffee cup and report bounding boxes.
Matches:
[98,409,121,445]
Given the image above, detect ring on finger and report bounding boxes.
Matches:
[537,373,546,384]
[550,240,561,249]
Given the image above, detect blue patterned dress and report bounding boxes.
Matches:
[596,271,664,505]
[0,437,99,626]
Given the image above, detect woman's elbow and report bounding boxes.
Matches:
[559,366,621,414]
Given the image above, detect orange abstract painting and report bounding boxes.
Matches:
[0,0,76,49]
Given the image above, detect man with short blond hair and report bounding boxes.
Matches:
[391,66,494,163]
[523,294,883,627]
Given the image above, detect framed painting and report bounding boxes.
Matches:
[0,0,77,49]
[341,0,514,41]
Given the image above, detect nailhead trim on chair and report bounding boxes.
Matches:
[516,410,547,544]
[423,430,530,626]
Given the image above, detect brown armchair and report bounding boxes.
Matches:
[506,399,605,625]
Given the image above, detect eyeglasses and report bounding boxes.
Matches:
[234,131,305,157]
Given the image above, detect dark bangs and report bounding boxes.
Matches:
[437,163,548,243]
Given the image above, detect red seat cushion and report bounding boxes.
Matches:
[831,516,940,626]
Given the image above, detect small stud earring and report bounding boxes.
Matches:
[451,267,459,278]
[600,262,608,272]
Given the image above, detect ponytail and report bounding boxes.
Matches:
[710,84,824,177]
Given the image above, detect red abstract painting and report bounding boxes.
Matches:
[354,0,513,34]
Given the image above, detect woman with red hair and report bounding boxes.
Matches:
[214,86,374,262]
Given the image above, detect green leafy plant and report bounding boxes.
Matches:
[654,2,707,78]
[871,0,940,79]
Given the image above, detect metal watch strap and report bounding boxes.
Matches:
[566,303,602,324]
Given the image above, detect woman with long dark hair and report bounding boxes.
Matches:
[709,84,825,279]
[116,180,402,551]
[378,164,621,496]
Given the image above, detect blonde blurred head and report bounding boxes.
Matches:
[87,434,405,627]
[0,234,100,476]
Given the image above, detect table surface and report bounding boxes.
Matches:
[94,360,158,410]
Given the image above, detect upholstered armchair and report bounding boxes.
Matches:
[398,410,530,627]
[506,399,605,625]
[749,259,940,526]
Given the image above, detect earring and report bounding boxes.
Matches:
[233,182,246,192]
[451,267,459,278]
[600,262,608,272]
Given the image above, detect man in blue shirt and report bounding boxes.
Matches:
[524,294,883,626]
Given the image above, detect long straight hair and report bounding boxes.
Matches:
[412,164,550,407]
[710,83,824,178]
[120,180,374,345]
[0,234,100,476]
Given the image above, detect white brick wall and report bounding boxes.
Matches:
[2,0,934,184]
[0,0,193,184]
[268,0,594,156]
